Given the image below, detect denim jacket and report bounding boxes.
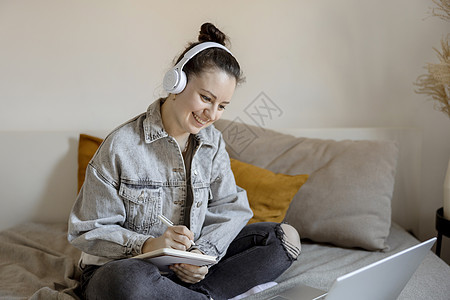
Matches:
[68,99,253,266]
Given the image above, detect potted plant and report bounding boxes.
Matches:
[415,0,450,219]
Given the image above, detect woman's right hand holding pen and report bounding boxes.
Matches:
[142,226,195,253]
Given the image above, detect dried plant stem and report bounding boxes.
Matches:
[431,0,450,22]
[415,0,450,118]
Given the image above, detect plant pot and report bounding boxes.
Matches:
[444,157,450,220]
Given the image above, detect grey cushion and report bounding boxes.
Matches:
[214,120,399,250]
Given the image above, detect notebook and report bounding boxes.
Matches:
[269,237,436,300]
[132,248,217,272]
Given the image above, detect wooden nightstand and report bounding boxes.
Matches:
[435,207,450,257]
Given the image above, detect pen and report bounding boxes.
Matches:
[158,214,196,246]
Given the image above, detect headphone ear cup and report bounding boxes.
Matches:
[163,68,187,94]
[172,70,187,94]
[163,68,180,94]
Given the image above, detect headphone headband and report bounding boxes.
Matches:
[163,42,234,94]
[176,42,233,71]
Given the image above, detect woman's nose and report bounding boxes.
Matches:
[205,106,218,121]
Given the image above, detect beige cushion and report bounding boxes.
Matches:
[214,120,399,250]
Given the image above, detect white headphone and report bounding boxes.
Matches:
[163,42,233,94]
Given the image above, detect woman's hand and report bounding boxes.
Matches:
[170,263,209,284]
[170,249,208,283]
[142,225,194,253]
[141,226,207,283]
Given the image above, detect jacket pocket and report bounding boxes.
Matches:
[192,182,212,208]
[119,183,162,234]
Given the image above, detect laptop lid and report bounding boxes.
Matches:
[325,237,436,300]
[270,237,436,300]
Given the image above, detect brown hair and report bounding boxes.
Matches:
[175,23,244,85]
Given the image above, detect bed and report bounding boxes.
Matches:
[0,120,449,299]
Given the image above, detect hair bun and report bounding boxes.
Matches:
[198,23,228,46]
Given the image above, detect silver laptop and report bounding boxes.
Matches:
[270,237,436,300]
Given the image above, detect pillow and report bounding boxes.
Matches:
[230,158,308,224]
[77,134,103,193]
[214,120,399,251]
[77,135,307,225]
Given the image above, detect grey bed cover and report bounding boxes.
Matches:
[0,222,449,300]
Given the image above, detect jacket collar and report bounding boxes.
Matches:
[143,99,215,146]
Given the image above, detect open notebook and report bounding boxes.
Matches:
[133,248,217,272]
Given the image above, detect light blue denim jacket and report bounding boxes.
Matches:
[68,99,253,266]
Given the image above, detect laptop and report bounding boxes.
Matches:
[269,237,436,300]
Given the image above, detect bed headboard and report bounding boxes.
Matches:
[0,128,421,234]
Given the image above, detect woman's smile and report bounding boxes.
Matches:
[192,112,209,126]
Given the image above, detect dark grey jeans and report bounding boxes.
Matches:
[80,222,298,300]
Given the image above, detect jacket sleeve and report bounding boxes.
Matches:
[195,135,253,260]
[67,143,150,259]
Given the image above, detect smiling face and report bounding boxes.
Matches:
[161,68,236,138]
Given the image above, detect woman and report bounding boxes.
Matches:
[68,23,300,300]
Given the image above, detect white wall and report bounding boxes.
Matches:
[1,0,449,263]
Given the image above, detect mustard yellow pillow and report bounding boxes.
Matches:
[230,158,308,224]
[77,134,103,193]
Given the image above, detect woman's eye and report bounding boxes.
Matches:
[219,105,226,111]
[201,95,211,102]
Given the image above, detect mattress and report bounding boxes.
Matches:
[0,222,448,299]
